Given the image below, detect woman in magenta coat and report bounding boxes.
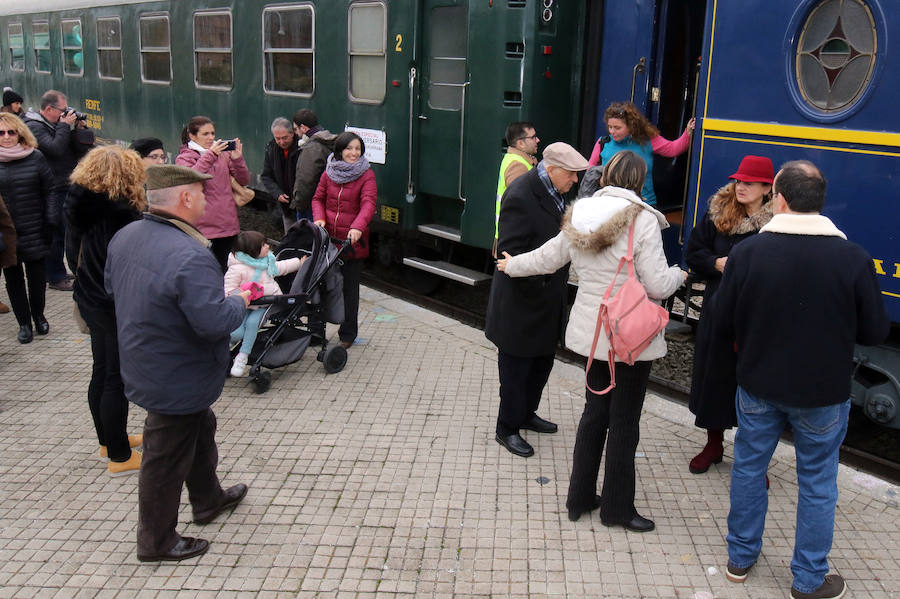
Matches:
[176,115,250,271]
[312,131,376,348]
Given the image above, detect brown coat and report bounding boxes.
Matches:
[0,193,17,268]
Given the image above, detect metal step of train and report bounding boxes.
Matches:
[402,257,492,286]
[417,223,461,242]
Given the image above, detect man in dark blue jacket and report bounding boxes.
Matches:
[105,165,251,563]
[714,161,889,599]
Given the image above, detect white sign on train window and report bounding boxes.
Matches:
[344,126,386,164]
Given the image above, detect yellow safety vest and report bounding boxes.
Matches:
[495,152,534,238]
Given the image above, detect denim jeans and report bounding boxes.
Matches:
[727,386,849,593]
[231,308,265,355]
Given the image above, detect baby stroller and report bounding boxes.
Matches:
[235,219,350,394]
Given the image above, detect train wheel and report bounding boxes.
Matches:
[323,345,348,374]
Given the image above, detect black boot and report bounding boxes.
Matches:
[17,324,33,344]
[34,315,49,335]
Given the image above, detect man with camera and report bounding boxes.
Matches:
[25,89,94,291]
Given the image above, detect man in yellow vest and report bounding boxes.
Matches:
[493,122,539,257]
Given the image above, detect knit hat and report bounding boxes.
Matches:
[130,137,165,158]
[2,89,23,107]
[729,155,774,184]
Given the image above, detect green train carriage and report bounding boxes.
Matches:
[0,0,588,287]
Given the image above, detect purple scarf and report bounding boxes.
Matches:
[325,154,370,184]
[0,144,34,163]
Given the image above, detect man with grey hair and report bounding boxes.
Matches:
[260,116,301,233]
[714,160,888,598]
[105,165,251,563]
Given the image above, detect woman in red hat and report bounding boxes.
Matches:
[685,155,774,475]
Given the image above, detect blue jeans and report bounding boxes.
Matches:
[230,308,265,355]
[727,386,849,593]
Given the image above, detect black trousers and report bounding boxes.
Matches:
[79,304,131,462]
[209,236,237,274]
[137,408,225,556]
[496,351,555,436]
[339,258,363,343]
[3,259,46,326]
[567,359,652,524]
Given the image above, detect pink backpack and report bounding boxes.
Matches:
[586,220,669,395]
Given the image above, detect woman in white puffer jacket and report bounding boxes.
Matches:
[497,150,686,532]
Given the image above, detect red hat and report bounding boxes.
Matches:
[729,155,774,184]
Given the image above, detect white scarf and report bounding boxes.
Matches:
[188,140,207,154]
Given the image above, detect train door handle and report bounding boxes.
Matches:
[631,57,646,103]
[418,115,429,120]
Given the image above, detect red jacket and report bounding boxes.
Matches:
[311,169,377,260]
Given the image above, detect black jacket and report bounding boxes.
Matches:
[485,168,569,356]
[65,185,142,313]
[713,227,889,408]
[260,137,300,214]
[0,150,54,261]
[24,111,95,191]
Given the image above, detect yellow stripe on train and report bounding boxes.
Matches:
[703,118,900,149]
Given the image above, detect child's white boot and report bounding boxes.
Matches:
[231,352,249,377]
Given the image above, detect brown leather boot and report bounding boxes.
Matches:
[689,429,724,474]
[0,301,9,314]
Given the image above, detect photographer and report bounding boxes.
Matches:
[24,89,95,291]
[175,115,249,272]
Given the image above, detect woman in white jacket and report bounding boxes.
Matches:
[498,150,686,532]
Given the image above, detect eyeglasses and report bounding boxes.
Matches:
[517,135,539,142]
[49,105,67,112]
[146,152,166,161]
[0,129,18,137]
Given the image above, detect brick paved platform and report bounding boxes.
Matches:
[0,284,898,598]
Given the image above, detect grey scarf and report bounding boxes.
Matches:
[325,154,370,184]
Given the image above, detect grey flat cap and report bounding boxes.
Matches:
[542,142,589,171]
[146,165,212,190]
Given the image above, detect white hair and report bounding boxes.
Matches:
[147,184,189,208]
[271,117,291,132]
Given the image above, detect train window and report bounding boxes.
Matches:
[61,19,84,77]
[193,11,233,90]
[348,2,386,103]
[428,6,467,110]
[796,0,876,113]
[97,17,123,80]
[8,23,24,71]
[262,5,314,96]
[139,15,172,84]
[33,21,51,73]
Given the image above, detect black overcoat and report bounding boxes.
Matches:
[684,210,759,429]
[0,150,54,262]
[485,168,569,357]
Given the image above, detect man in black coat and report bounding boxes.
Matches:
[714,160,889,598]
[485,142,588,457]
[260,117,300,234]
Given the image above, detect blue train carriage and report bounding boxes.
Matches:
[683,0,900,428]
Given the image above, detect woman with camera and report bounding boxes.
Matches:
[176,115,250,271]
[0,112,54,343]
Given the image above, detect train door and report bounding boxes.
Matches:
[416,1,468,203]
[586,0,705,213]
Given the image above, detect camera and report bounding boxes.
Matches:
[223,139,237,151]
[64,107,87,121]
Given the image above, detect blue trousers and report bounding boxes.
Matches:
[230,308,265,355]
[727,386,849,593]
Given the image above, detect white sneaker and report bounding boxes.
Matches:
[230,353,249,377]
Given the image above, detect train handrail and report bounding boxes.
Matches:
[406,66,417,200]
[630,57,646,103]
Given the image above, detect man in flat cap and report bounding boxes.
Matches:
[105,165,251,562]
[486,142,588,457]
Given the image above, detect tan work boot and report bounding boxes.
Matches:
[108,450,141,477]
[99,434,143,460]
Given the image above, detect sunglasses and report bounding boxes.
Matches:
[0,129,18,137]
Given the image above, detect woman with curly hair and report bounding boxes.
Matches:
[587,101,695,205]
[0,112,54,343]
[684,155,774,475]
[66,145,147,476]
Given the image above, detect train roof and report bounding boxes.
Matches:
[0,0,157,16]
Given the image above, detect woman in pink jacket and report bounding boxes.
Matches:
[312,131,376,349]
[176,115,250,271]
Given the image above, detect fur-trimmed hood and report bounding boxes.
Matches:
[561,186,668,253]
[707,196,775,235]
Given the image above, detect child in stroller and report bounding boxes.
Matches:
[224,230,304,377]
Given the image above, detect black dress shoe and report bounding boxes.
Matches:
[17,324,33,344]
[137,536,209,562]
[495,433,534,457]
[522,415,558,434]
[567,495,602,522]
[34,315,49,335]
[193,483,249,524]
[602,513,655,533]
